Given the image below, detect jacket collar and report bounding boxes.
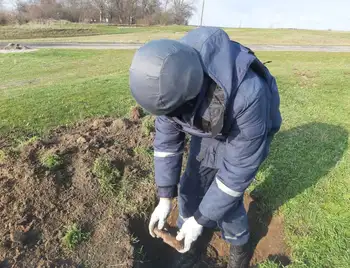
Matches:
[171,27,256,137]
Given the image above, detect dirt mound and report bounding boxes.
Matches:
[0,116,290,267]
[3,43,31,50]
[1,43,37,54]
[0,118,155,267]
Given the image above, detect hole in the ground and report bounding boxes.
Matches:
[267,254,292,266]
[128,216,225,268]
[0,259,10,268]
[111,159,127,175]
[22,229,41,247]
[129,217,178,268]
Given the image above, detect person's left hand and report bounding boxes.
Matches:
[176,216,203,253]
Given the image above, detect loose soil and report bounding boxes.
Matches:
[0,118,155,268]
[150,195,291,268]
[0,117,290,268]
[0,43,37,54]
[3,43,32,50]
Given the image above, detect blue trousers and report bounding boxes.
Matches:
[177,136,249,246]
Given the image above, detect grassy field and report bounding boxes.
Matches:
[0,49,135,139]
[0,23,191,41]
[2,23,350,46]
[0,49,349,267]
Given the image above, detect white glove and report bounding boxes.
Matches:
[148,198,172,237]
[176,216,203,253]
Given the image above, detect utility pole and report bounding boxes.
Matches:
[200,0,205,26]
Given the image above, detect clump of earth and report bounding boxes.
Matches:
[0,114,290,267]
[1,43,36,54]
[3,43,31,50]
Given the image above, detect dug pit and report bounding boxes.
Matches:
[0,116,290,267]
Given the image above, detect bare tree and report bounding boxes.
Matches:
[90,0,105,22]
[104,0,114,22]
[123,0,138,24]
[141,0,161,16]
[137,0,162,24]
[15,0,30,23]
[2,0,195,25]
[169,0,195,25]
[114,0,125,24]
[0,0,8,25]
[164,0,170,11]
[60,0,94,22]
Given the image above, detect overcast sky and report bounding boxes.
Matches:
[190,0,350,31]
[3,0,350,31]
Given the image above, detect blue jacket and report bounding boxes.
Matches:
[153,27,282,226]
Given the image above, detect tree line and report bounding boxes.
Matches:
[0,0,196,25]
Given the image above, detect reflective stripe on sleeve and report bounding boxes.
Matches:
[154,151,183,158]
[216,177,244,197]
[224,230,248,240]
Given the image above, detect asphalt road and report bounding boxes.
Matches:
[1,42,350,52]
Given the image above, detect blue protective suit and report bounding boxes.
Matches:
[130,27,282,245]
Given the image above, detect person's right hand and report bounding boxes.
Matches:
[148,198,172,237]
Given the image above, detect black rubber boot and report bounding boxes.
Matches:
[170,245,201,268]
[227,242,252,268]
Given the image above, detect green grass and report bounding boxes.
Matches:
[62,223,90,250]
[92,154,155,216]
[0,49,135,138]
[17,135,39,147]
[133,146,153,162]
[249,52,350,267]
[258,259,282,268]
[0,23,191,41]
[141,115,155,137]
[2,23,350,46]
[92,156,122,196]
[0,49,349,267]
[40,152,63,170]
[0,150,6,164]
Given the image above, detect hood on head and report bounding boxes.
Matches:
[129,39,204,116]
[172,27,257,138]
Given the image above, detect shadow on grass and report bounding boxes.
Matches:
[248,122,348,265]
